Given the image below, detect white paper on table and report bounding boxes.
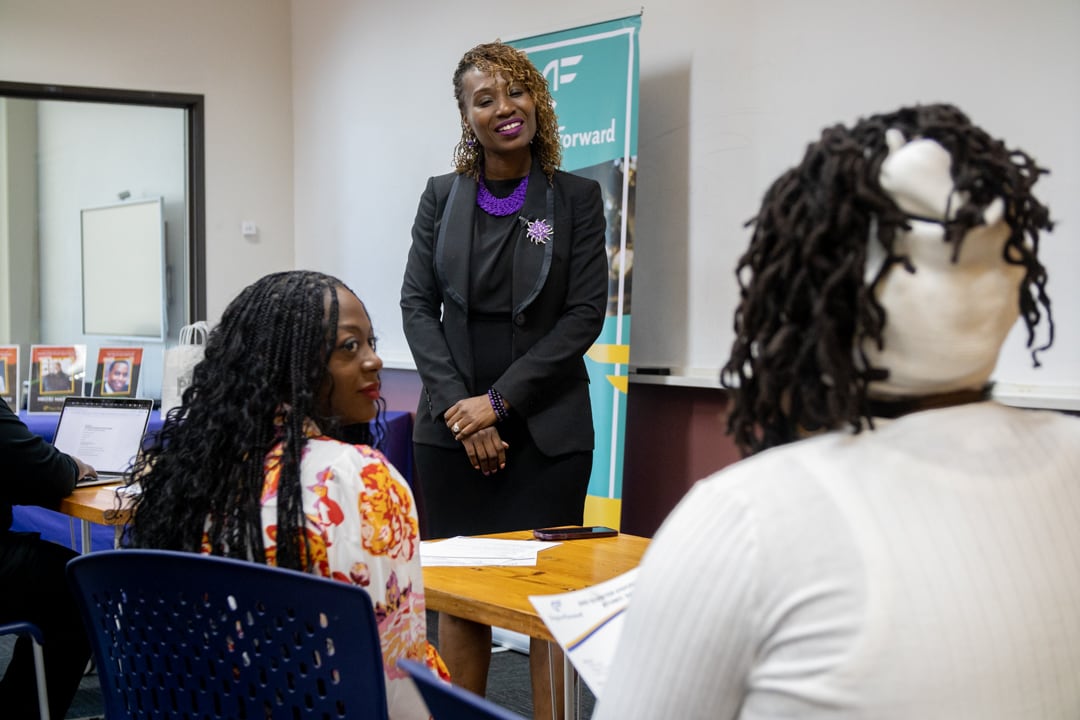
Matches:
[528,567,638,699]
[420,536,560,567]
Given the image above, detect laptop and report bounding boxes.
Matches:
[52,396,154,487]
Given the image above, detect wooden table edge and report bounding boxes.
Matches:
[421,530,650,643]
[56,483,132,526]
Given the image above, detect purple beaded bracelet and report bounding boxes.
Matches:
[488,387,509,423]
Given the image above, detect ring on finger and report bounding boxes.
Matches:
[452,422,461,434]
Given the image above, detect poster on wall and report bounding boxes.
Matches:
[28,344,86,413]
[91,347,144,397]
[511,13,641,528]
[0,345,19,410]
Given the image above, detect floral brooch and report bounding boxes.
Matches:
[519,216,553,245]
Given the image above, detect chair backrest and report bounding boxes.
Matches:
[67,549,388,720]
[398,659,526,720]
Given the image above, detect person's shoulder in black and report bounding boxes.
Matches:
[0,397,81,526]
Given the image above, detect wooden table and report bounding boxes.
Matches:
[422,530,650,718]
[55,483,131,552]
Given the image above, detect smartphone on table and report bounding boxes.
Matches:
[532,525,619,541]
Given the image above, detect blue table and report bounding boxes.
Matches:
[11,410,414,552]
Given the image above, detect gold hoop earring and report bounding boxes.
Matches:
[461,121,477,149]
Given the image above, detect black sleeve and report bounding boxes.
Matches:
[400,176,471,421]
[0,398,78,507]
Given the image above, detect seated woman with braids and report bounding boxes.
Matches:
[124,270,447,720]
[596,104,1080,719]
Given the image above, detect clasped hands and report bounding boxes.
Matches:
[445,395,508,476]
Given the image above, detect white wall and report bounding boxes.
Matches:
[291,0,494,366]
[0,98,38,348]
[0,0,296,324]
[292,0,1080,402]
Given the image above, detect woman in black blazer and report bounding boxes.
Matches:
[400,41,607,718]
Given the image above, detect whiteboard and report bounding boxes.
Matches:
[81,197,167,340]
[619,0,1080,406]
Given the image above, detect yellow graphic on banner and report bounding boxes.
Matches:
[607,374,629,394]
[586,343,630,364]
[587,344,631,394]
[584,495,622,529]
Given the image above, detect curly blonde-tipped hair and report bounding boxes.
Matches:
[452,41,562,181]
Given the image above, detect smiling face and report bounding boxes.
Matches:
[460,67,537,177]
[106,360,130,392]
[319,287,383,425]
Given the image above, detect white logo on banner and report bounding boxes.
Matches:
[541,55,583,91]
[558,119,617,148]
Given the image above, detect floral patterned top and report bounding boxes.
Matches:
[259,423,447,720]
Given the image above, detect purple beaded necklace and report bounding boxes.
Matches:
[476,174,529,216]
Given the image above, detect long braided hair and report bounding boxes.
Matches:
[451,41,562,181]
[124,271,386,570]
[722,103,1053,456]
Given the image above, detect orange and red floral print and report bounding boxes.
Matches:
[253,429,445,718]
[359,461,419,559]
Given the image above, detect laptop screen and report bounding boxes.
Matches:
[52,396,153,476]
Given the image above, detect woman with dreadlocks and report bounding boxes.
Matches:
[126,270,446,720]
[596,104,1080,719]
[400,41,607,719]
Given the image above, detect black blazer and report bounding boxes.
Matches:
[1,398,78,531]
[401,161,608,455]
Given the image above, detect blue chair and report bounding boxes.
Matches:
[398,658,526,720]
[67,549,388,720]
[0,621,50,720]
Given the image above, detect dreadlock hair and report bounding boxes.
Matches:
[451,41,562,181]
[124,270,386,571]
[721,103,1053,456]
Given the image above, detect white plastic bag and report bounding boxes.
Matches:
[160,321,209,416]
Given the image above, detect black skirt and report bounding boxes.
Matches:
[413,415,590,539]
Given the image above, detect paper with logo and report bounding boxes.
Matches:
[0,345,19,409]
[528,567,638,698]
[28,344,87,413]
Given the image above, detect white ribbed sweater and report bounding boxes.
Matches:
[596,402,1080,719]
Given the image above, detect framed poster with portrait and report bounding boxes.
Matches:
[0,345,18,409]
[92,347,144,397]
[28,344,86,413]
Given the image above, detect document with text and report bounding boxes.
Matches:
[529,567,638,698]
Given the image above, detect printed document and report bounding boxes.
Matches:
[529,568,638,698]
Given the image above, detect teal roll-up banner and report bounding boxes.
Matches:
[511,14,641,528]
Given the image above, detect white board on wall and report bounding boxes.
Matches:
[81,197,167,340]
[618,0,1080,409]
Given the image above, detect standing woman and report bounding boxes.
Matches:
[126,271,446,720]
[401,41,608,718]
